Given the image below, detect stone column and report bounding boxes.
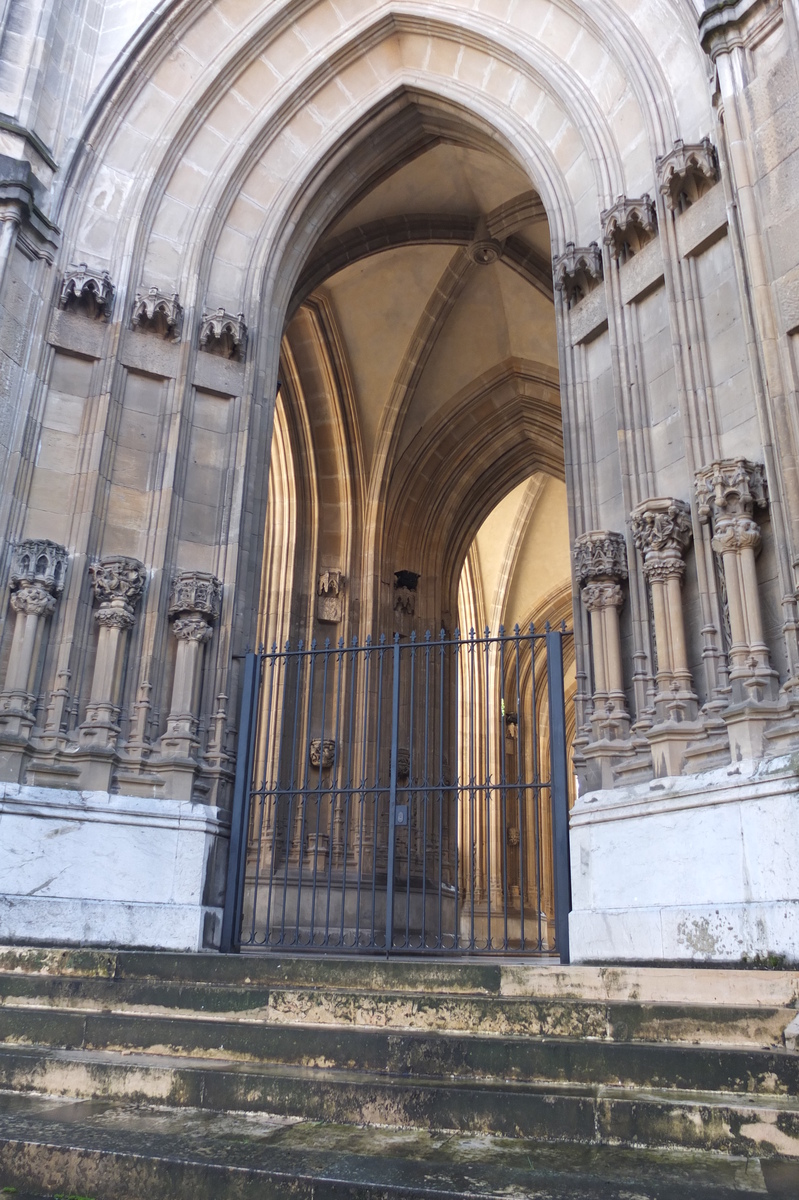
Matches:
[77,556,147,786]
[572,531,631,789]
[0,540,68,778]
[159,571,222,800]
[695,459,778,758]
[631,498,700,776]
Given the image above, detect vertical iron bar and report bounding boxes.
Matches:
[546,629,571,965]
[385,634,401,953]
[220,651,260,953]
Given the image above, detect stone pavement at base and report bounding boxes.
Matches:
[0,1092,798,1200]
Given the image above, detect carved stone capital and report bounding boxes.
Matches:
[10,538,68,595]
[642,554,687,584]
[95,603,135,631]
[582,581,624,611]
[656,138,718,211]
[309,738,336,769]
[573,530,628,585]
[131,287,183,341]
[601,196,657,261]
[711,515,762,555]
[199,308,246,359]
[631,498,693,559]
[59,263,114,319]
[169,571,222,622]
[10,582,57,617]
[172,613,214,643]
[552,242,603,307]
[695,458,768,523]
[89,555,146,609]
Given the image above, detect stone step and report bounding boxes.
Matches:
[1,1091,796,1200]
[1,1003,797,1094]
[1,1043,799,1161]
[1,971,793,1048]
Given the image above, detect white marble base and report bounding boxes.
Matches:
[0,784,228,951]
[569,756,799,963]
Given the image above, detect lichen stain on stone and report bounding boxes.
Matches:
[676,916,721,957]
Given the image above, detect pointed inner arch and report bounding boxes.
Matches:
[262,97,571,647]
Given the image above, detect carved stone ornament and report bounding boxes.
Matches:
[601,196,657,261]
[169,571,222,622]
[10,584,56,618]
[89,556,146,608]
[199,308,247,359]
[572,530,628,585]
[656,138,718,211]
[131,287,183,341]
[10,538,68,595]
[309,738,336,770]
[317,569,344,624]
[469,238,503,265]
[95,605,135,631]
[694,459,768,524]
[631,498,693,582]
[59,263,114,319]
[172,613,214,643]
[582,581,624,611]
[394,570,420,616]
[396,746,410,780]
[552,242,603,307]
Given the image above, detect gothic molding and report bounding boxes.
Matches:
[199,308,247,359]
[656,138,719,211]
[131,287,183,341]
[552,241,603,307]
[59,263,114,319]
[573,530,628,585]
[601,196,657,261]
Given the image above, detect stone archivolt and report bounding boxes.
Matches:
[552,242,603,307]
[656,138,719,211]
[131,287,183,341]
[59,263,114,319]
[601,196,657,261]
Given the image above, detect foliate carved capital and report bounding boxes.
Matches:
[573,530,628,585]
[95,604,135,631]
[711,515,762,555]
[642,554,686,584]
[695,458,768,524]
[552,241,603,307]
[199,308,247,359]
[10,538,68,595]
[582,581,624,611]
[59,263,114,319]
[131,287,183,341]
[10,582,57,617]
[172,614,214,643]
[169,571,222,622]
[89,555,146,608]
[656,138,718,211]
[601,196,657,261]
[631,498,693,559]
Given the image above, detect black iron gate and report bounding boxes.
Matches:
[221,626,572,958]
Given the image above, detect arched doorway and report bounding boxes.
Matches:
[227,108,574,955]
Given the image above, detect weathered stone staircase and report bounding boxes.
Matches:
[0,946,797,1198]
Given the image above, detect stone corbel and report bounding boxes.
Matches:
[602,196,657,262]
[695,459,778,757]
[552,242,603,307]
[0,539,68,776]
[59,263,114,319]
[656,138,719,211]
[199,308,246,359]
[78,556,147,781]
[631,498,700,776]
[159,570,222,800]
[131,287,183,341]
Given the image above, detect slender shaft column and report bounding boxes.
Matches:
[572,531,631,790]
[77,556,147,787]
[0,540,68,780]
[159,571,222,801]
[695,459,779,758]
[631,499,700,777]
